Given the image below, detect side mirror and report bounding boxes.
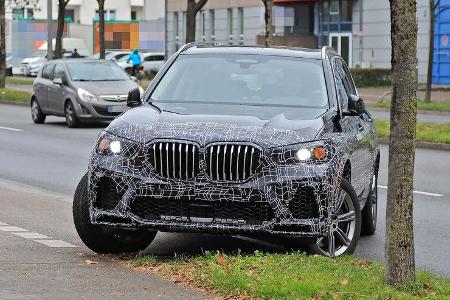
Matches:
[127,87,141,108]
[347,95,366,115]
[53,78,63,85]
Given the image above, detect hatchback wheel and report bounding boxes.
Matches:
[361,173,378,235]
[309,179,361,257]
[31,98,46,124]
[65,101,80,128]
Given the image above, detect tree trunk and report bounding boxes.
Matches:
[425,1,436,103]
[0,0,5,88]
[262,0,273,46]
[55,1,67,59]
[185,0,208,44]
[186,0,197,43]
[98,0,106,59]
[385,0,417,287]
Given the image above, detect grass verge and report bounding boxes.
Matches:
[130,252,450,299]
[367,100,450,112]
[6,76,34,85]
[375,120,450,144]
[0,88,32,103]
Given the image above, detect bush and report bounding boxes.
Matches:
[351,68,391,87]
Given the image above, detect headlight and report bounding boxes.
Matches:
[268,140,333,165]
[98,137,121,155]
[77,88,97,102]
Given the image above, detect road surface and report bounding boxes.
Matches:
[0,103,449,299]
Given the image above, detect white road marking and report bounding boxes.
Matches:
[34,239,78,248]
[0,126,23,132]
[0,221,9,226]
[378,185,444,197]
[0,226,29,232]
[12,232,49,239]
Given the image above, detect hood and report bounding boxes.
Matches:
[22,57,46,64]
[72,80,138,96]
[106,105,328,148]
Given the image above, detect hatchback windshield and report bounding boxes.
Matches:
[32,50,46,58]
[150,54,328,108]
[67,62,129,81]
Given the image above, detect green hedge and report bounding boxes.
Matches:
[350,68,391,87]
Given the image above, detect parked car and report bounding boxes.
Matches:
[22,38,91,76]
[30,59,144,127]
[115,52,165,75]
[6,52,13,76]
[89,51,128,61]
[73,44,379,257]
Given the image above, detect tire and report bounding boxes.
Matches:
[73,174,157,253]
[309,178,361,257]
[361,173,378,236]
[65,101,80,128]
[31,98,46,124]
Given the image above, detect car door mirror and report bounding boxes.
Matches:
[127,87,141,108]
[53,78,63,85]
[347,95,366,115]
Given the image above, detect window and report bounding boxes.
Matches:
[227,9,233,44]
[12,8,24,20]
[330,0,339,14]
[238,7,244,44]
[341,0,352,22]
[26,8,34,19]
[144,55,165,62]
[42,64,55,80]
[131,11,137,20]
[209,10,215,41]
[200,11,206,41]
[109,10,116,20]
[333,59,350,110]
[54,64,66,80]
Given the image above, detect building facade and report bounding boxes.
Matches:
[166,0,433,83]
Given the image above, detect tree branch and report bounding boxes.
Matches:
[194,0,208,14]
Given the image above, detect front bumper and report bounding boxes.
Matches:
[88,152,342,238]
[74,100,128,121]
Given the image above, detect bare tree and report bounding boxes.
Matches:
[0,0,5,88]
[385,0,417,287]
[185,0,207,43]
[97,0,106,59]
[425,0,440,103]
[55,0,70,59]
[261,0,273,46]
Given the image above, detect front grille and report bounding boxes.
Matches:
[147,142,199,180]
[94,177,122,210]
[100,95,128,102]
[206,144,261,181]
[130,197,274,224]
[288,187,319,219]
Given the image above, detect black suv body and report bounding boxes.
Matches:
[74,44,380,257]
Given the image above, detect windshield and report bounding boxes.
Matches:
[150,54,328,109]
[67,62,130,81]
[32,50,46,58]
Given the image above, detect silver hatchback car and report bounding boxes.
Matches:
[31,59,143,127]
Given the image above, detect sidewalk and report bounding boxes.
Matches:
[359,87,450,103]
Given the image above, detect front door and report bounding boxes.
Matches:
[330,33,352,66]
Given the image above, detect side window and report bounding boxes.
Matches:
[54,64,66,80]
[333,59,349,111]
[42,64,54,80]
[341,61,357,95]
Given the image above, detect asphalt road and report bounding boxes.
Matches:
[0,103,449,298]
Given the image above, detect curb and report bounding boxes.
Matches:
[367,106,450,116]
[0,100,29,106]
[379,138,450,151]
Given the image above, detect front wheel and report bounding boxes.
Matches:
[309,178,361,257]
[65,101,80,128]
[73,174,157,253]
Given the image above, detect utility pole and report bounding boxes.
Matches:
[47,0,53,60]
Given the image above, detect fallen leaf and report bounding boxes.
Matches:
[216,255,226,265]
[84,259,98,265]
[339,278,348,285]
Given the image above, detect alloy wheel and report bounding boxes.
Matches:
[65,104,73,124]
[316,188,356,257]
[31,101,39,121]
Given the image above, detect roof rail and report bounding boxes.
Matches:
[178,41,223,54]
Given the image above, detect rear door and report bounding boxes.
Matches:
[37,63,55,112]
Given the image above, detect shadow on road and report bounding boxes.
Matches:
[43,121,110,129]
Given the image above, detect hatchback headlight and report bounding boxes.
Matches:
[78,88,97,102]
